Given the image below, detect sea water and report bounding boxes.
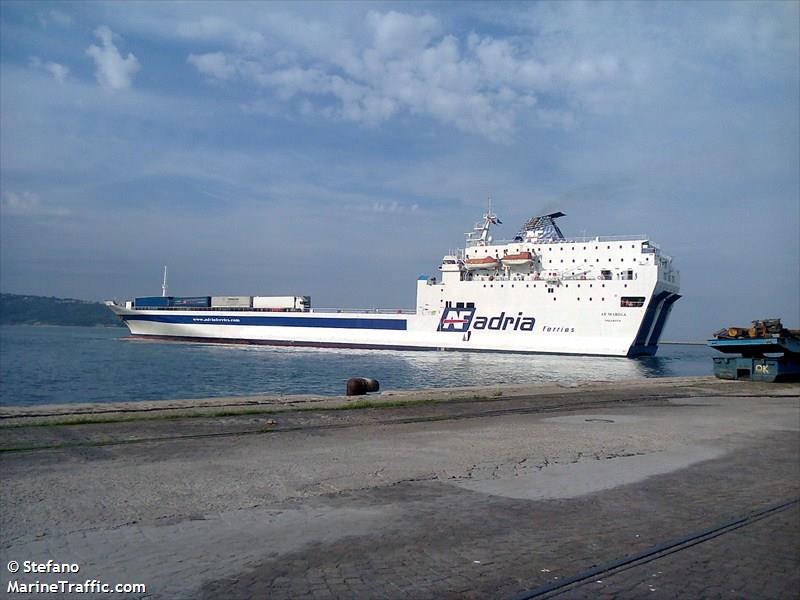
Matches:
[0,325,715,406]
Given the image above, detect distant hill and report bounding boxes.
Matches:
[0,294,123,327]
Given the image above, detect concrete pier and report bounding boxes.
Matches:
[1,377,798,599]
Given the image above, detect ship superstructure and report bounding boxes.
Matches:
[107,207,680,357]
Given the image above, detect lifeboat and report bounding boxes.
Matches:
[464,256,500,270]
[500,251,534,267]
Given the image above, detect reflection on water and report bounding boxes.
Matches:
[0,325,714,406]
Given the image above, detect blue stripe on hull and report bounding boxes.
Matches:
[647,293,681,346]
[124,314,407,331]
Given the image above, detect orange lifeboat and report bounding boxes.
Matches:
[464,256,500,270]
[500,251,534,267]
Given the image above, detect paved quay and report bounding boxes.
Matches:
[1,377,798,599]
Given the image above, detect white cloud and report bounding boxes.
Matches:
[184,10,631,142]
[370,200,419,213]
[45,62,70,84]
[366,10,439,57]
[85,25,140,91]
[187,52,236,80]
[1,191,68,217]
[29,57,70,83]
[178,16,266,53]
[39,9,72,29]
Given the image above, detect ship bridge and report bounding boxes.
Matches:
[436,208,679,288]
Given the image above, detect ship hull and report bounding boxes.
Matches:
[109,282,680,357]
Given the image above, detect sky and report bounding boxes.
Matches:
[1,1,798,341]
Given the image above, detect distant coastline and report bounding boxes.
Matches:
[0,294,123,327]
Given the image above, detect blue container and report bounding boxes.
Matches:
[134,296,171,308]
[170,296,211,307]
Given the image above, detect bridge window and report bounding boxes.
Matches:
[621,296,646,307]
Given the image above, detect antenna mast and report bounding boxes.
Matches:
[161,265,168,297]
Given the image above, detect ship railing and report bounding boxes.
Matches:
[468,269,639,283]
[129,305,415,314]
[491,234,650,245]
[311,308,415,314]
[130,306,311,312]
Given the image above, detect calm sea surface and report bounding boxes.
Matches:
[0,325,716,406]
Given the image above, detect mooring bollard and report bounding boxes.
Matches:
[346,377,380,396]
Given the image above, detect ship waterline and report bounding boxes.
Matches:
[107,208,680,357]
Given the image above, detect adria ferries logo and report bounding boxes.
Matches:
[438,307,476,332]
[438,306,536,332]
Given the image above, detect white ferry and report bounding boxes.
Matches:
[106,207,680,357]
